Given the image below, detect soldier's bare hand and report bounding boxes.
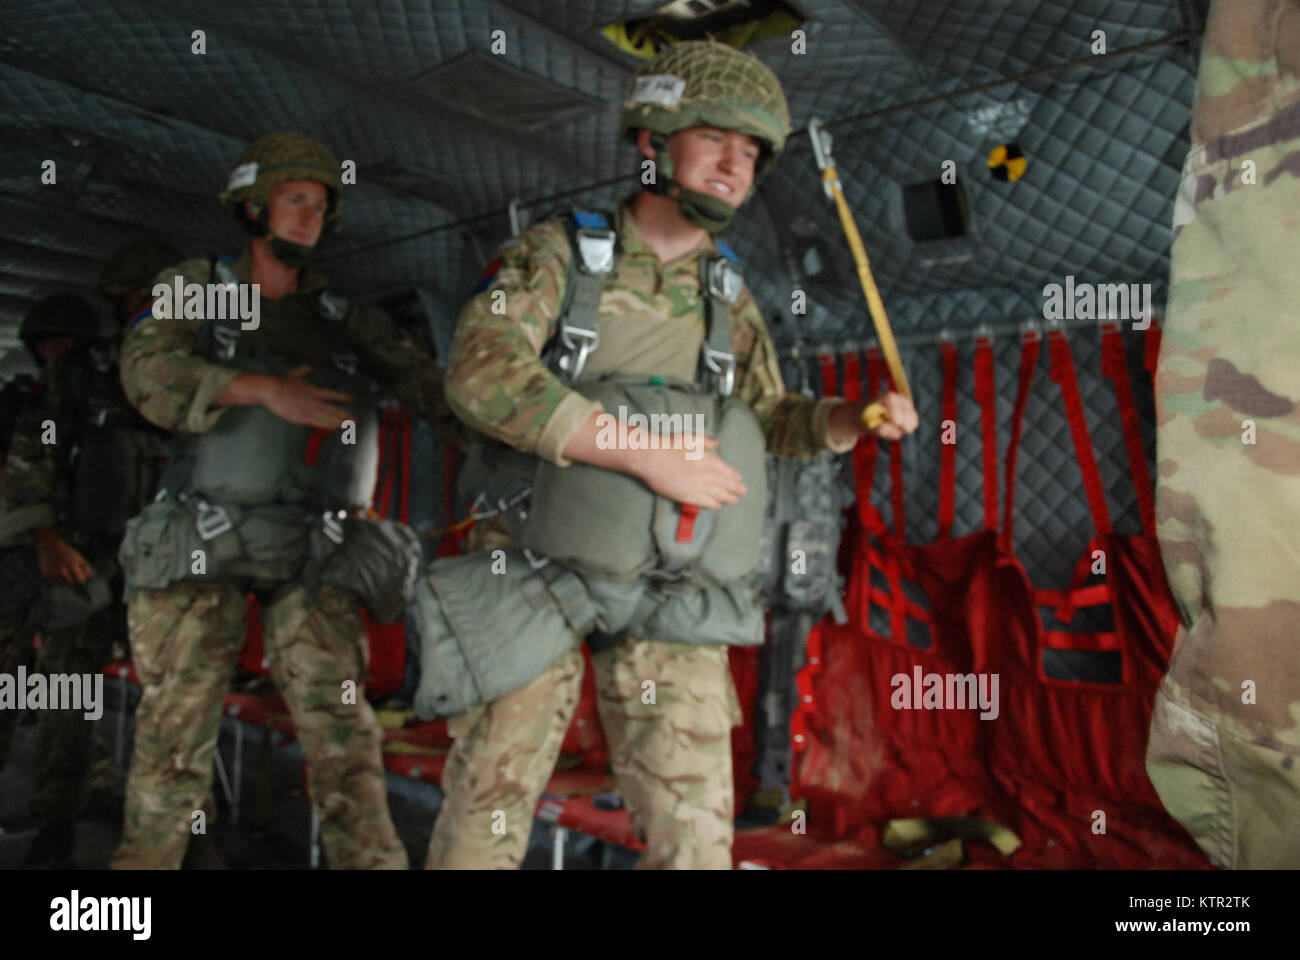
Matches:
[35,531,94,586]
[263,365,354,430]
[636,437,748,510]
[874,391,919,440]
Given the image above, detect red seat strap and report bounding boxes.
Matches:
[818,350,838,398]
[1000,334,1040,553]
[854,350,888,536]
[1143,322,1162,377]
[885,365,905,540]
[1101,326,1155,537]
[842,349,862,403]
[938,341,958,540]
[1048,330,1112,536]
[974,338,998,531]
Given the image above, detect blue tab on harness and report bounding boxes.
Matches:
[573,211,609,230]
[716,241,740,264]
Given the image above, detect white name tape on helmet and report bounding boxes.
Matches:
[227,162,259,191]
[631,75,686,108]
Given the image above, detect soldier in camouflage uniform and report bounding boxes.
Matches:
[427,41,918,869]
[1146,0,1300,869]
[112,132,456,870]
[0,282,172,865]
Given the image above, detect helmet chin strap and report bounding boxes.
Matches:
[267,237,317,268]
[246,204,318,268]
[649,133,738,234]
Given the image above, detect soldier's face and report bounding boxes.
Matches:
[264,180,329,248]
[665,127,759,208]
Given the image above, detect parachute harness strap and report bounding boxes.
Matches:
[700,244,741,398]
[556,212,617,382]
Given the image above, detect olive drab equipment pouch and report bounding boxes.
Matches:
[307,514,422,624]
[118,498,316,598]
[410,548,764,719]
[184,263,382,510]
[411,548,599,718]
[758,452,848,620]
[519,377,767,585]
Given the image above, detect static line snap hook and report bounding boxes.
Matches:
[807,117,837,201]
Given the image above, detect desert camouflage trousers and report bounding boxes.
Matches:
[426,639,742,870]
[111,580,407,869]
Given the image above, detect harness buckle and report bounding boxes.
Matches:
[331,351,357,376]
[706,257,743,305]
[195,500,233,541]
[557,324,599,381]
[574,228,616,276]
[322,510,345,545]
[212,325,239,361]
[702,345,736,397]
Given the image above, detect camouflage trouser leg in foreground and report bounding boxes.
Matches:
[1146,685,1300,869]
[260,584,406,869]
[426,640,741,869]
[113,581,406,869]
[112,583,245,869]
[425,649,585,868]
[592,640,742,870]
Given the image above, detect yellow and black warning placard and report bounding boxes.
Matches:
[988,143,1027,181]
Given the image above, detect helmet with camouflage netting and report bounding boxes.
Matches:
[620,40,790,231]
[20,294,108,363]
[97,238,184,298]
[621,40,790,179]
[218,132,345,231]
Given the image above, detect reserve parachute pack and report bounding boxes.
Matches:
[118,258,418,621]
[413,210,767,717]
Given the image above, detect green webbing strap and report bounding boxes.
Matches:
[699,255,740,396]
[553,213,616,382]
[540,563,599,637]
[203,258,244,364]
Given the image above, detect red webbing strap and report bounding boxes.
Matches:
[400,410,412,525]
[303,428,330,467]
[885,365,905,540]
[854,351,887,535]
[1042,630,1120,651]
[842,350,862,403]
[1143,323,1161,377]
[790,622,825,766]
[440,443,465,557]
[974,339,998,531]
[1035,544,1112,623]
[1000,334,1040,553]
[1048,330,1111,536]
[817,352,838,398]
[675,503,700,542]
[1101,326,1156,537]
[377,408,396,517]
[938,342,958,539]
